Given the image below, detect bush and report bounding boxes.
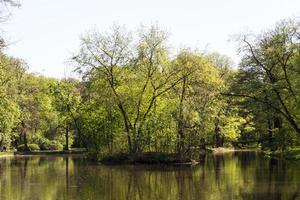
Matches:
[17,144,40,151]
[101,152,180,164]
[39,140,63,150]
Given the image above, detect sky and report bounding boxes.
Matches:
[2,0,300,78]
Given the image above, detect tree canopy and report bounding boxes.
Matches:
[0,18,300,160]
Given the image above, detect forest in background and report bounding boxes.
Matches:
[1,1,300,161]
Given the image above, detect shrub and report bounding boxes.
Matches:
[101,152,180,164]
[17,144,40,151]
[39,140,63,150]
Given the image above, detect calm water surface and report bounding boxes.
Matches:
[0,152,299,200]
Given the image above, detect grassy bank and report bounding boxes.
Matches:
[15,148,86,156]
[0,152,14,157]
[207,147,259,154]
[0,148,86,157]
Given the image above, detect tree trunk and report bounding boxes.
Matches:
[0,139,3,151]
[273,115,283,150]
[177,76,187,161]
[267,116,273,147]
[65,123,69,151]
[20,121,29,151]
[267,72,300,135]
[23,131,29,151]
[214,121,223,148]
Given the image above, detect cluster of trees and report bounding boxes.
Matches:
[0,46,81,151]
[71,25,256,159]
[72,21,300,158]
[1,0,299,159]
[230,20,300,151]
[0,1,82,152]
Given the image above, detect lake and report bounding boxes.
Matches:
[0,152,299,200]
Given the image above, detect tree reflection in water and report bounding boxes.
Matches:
[0,152,299,200]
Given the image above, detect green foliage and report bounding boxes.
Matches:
[17,143,40,151]
[39,138,63,150]
[270,147,300,161]
[1,19,300,160]
[230,19,300,151]
[0,98,20,149]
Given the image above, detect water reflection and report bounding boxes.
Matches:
[0,152,299,200]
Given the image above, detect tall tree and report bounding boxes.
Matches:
[73,25,195,153]
[228,20,300,149]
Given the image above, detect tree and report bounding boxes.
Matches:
[228,19,300,149]
[51,79,81,151]
[170,50,221,159]
[73,25,195,153]
[0,0,20,22]
[0,51,24,150]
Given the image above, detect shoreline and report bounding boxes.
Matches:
[207,147,260,154]
[3,148,299,163]
[0,152,15,158]
[0,150,87,158]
